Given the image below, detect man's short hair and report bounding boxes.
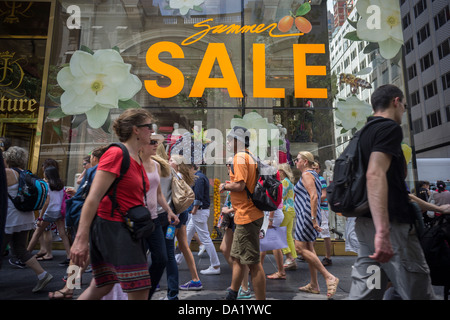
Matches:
[371,84,404,113]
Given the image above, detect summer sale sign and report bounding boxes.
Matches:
[145,2,328,100]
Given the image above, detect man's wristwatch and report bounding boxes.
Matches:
[311,216,316,220]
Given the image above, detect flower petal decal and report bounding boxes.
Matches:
[335,96,373,131]
[56,48,142,128]
[230,111,279,151]
[355,0,403,60]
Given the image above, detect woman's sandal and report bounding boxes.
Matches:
[267,272,286,280]
[48,290,74,300]
[326,277,339,299]
[298,283,320,294]
[283,260,297,271]
[35,252,47,259]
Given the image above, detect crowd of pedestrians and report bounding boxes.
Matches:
[1,86,450,300]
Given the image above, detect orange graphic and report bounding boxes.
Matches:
[277,2,312,34]
[277,16,294,33]
[295,17,312,34]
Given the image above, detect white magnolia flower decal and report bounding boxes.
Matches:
[356,0,403,60]
[335,96,373,131]
[56,48,142,128]
[230,111,280,152]
[169,0,205,16]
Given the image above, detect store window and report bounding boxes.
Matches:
[33,0,414,234]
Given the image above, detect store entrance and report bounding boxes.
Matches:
[0,121,37,169]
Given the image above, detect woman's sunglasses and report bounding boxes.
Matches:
[137,123,154,129]
[150,140,159,145]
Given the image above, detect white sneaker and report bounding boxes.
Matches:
[200,266,221,275]
[175,253,183,265]
[198,245,206,256]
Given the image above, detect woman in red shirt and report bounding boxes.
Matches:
[70,108,154,300]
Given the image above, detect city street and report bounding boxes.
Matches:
[0,248,446,301]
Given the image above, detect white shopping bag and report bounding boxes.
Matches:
[260,226,288,252]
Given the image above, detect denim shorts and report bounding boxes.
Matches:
[176,210,189,229]
[43,210,63,222]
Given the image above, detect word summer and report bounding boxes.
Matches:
[178,304,272,317]
[180,18,304,46]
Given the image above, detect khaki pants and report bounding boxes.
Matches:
[348,217,436,300]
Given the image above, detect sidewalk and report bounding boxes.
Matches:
[0,249,446,300]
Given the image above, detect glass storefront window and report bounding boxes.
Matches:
[10,0,414,235]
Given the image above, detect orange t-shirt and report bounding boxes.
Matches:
[229,150,263,225]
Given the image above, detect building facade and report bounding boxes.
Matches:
[400,0,450,159]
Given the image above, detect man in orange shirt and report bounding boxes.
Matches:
[219,126,266,300]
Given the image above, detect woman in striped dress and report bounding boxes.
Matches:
[294,151,339,299]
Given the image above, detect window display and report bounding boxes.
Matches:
[2,0,418,238]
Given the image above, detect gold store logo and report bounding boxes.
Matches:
[0,1,33,24]
[0,51,25,95]
[0,51,37,113]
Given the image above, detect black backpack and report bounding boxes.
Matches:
[8,168,49,212]
[231,151,282,212]
[327,118,387,217]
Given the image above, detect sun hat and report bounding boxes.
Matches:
[151,133,165,144]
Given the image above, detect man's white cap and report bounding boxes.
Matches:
[227,126,250,145]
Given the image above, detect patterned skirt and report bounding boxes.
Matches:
[90,216,151,293]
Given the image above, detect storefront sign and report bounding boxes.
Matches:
[0,96,37,112]
[145,18,327,100]
[0,50,37,113]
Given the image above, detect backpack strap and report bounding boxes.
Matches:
[105,143,131,218]
[243,150,259,198]
[7,168,22,201]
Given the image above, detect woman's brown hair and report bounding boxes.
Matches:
[112,108,153,142]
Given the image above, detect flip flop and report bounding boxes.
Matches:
[48,290,73,300]
[267,272,286,280]
[35,252,47,259]
[37,256,53,261]
[298,283,320,294]
[326,277,339,299]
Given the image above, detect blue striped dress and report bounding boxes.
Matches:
[294,169,322,242]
